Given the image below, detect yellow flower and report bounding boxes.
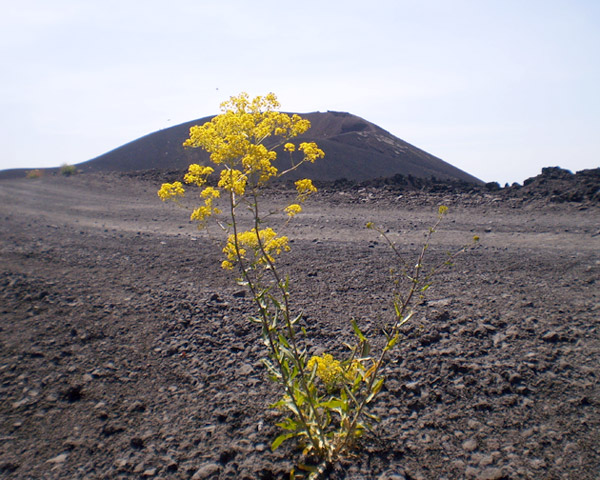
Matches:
[221,227,290,268]
[200,186,220,199]
[295,178,317,202]
[285,204,302,218]
[307,353,343,386]
[299,142,325,163]
[190,206,212,222]
[157,181,185,201]
[284,143,296,153]
[218,169,247,196]
[183,164,214,186]
[181,93,321,188]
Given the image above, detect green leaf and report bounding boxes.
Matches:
[361,340,370,358]
[290,363,299,380]
[385,333,399,351]
[394,300,402,319]
[276,417,299,431]
[366,377,385,403]
[262,359,282,379]
[270,295,282,310]
[319,398,344,410]
[278,333,290,349]
[342,384,359,409]
[272,432,297,451]
[364,411,381,422]
[351,318,366,343]
[396,310,414,328]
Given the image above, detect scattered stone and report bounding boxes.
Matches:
[102,422,125,436]
[378,471,407,480]
[405,381,420,392]
[130,436,145,449]
[479,467,504,480]
[46,453,68,464]
[462,439,478,452]
[541,331,560,342]
[465,466,479,478]
[129,400,146,412]
[60,384,83,402]
[12,398,28,409]
[192,462,220,479]
[238,364,254,375]
[114,458,128,469]
[0,461,19,473]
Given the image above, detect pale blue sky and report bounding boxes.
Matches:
[1,0,598,184]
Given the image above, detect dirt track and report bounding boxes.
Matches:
[1,173,599,479]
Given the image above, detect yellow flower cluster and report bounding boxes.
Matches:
[295,178,318,202]
[159,93,324,271]
[298,142,325,163]
[284,204,302,218]
[157,181,185,201]
[182,93,320,188]
[218,169,247,196]
[191,186,221,223]
[241,144,278,184]
[221,227,290,269]
[184,164,214,187]
[307,353,343,386]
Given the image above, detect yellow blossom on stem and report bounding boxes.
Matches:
[299,142,325,163]
[307,354,343,386]
[295,178,317,202]
[222,227,290,268]
[200,186,221,200]
[184,164,214,186]
[190,206,212,222]
[182,93,316,185]
[158,181,185,201]
[218,169,247,196]
[285,204,302,218]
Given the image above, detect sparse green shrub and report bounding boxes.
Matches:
[60,164,77,176]
[158,93,477,478]
[26,169,44,179]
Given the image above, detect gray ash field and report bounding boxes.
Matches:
[1,172,598,479]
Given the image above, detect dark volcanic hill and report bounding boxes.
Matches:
[0,112,482,183]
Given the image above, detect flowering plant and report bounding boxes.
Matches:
[159,93,476,478]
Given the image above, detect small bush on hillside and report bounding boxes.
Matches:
[26,169,44,179]
[60,164,77,176]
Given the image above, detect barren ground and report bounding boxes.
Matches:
[1,173,598,479]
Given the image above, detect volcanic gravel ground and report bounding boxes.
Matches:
[1,173,599,479]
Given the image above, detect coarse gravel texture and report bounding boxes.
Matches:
[1,172,599,479]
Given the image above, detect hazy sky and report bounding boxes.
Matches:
[1,0,598,184]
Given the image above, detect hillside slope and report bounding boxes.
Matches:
[0,112,482,183]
